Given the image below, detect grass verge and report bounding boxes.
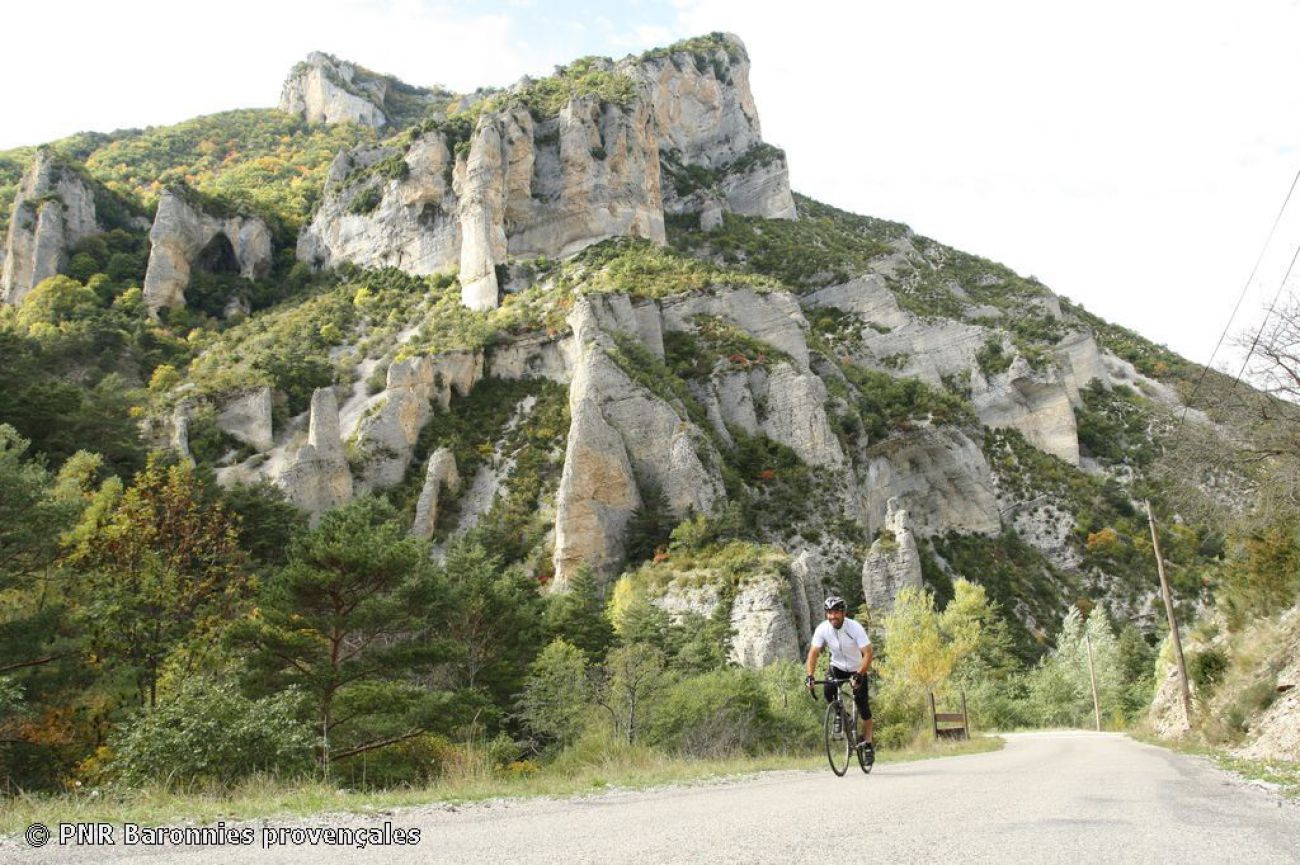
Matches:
[0,736,1002,835]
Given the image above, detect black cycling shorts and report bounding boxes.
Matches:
[824,667,871,719]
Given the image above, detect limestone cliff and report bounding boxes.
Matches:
[1,149,100,306]
[279,52,390,128]
[296,34,792,309]
[861,498,923,612]
[552,295,724,583]
[142,189,272,313]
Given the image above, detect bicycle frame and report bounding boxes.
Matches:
[810,677,870,776]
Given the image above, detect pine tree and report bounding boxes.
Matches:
[545,565,614,661]
[231,496,456,765]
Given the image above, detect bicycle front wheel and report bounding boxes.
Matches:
[824,700,851,776]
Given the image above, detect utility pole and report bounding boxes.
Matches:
[1083,623,1102,732]
[1146,499,1193,727]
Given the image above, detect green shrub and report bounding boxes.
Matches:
[108,679,313,787]
[976,337,1013,376]
[518,640,591,750]
[1226,679,1280,733]
[645,668,780,757]
[1217,522,1300,628]
[669,195,900,289]
[1189,648,1229,693]
[841,362,976,439]
[347,186,382,215]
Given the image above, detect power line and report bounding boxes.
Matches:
[1182,166,1300,412]
[1231,238,1300,388]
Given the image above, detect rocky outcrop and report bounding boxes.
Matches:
[298,34,793,308]
[300,95,666,311]
[1055,331,1109,407]
[141,190,272,313]
[861,498,923,611]
[971,353,1080,465]
[277,388,353,520]
[730,569,801,667]
[216,388,274,452]
[552,386,642,585]
[788,549,830,644]
[2,150,100,306]
[488,333,579,382]
[348,350,483,493]
[1008,501,1081,571]
[861,427,1001,537]
[296,136,460,274]
[279,52,389,128]
[411,448,460,539]
[630,545,813,667]
[803,275,910,331]
[552,297,725,584]
[629,34,795,220]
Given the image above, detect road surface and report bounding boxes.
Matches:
[6,732,1298,864]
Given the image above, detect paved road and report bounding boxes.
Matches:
[6,732,1299,864]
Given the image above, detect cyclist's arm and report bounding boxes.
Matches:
[857,643,873,677]
[805,643,822,679]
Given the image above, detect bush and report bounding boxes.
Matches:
[518,640,591,750]
[645,668,780,757]
[1188,648,1229,693]
[108,679,313,787]
[1217,522,1300,628]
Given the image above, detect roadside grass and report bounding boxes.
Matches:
[1128,731,1300,799]
[0,736,1002,835]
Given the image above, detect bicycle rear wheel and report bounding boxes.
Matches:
[824,700,851,776]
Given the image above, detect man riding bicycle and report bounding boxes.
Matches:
[805,596,874,764]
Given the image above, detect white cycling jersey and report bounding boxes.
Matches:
[811,618,870,673]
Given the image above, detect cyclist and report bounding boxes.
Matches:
[805,596,874,764]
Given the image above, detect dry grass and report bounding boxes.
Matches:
[0,735,1002,837]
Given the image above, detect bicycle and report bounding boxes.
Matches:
[810,676,873,776]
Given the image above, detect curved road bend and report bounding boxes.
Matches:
[7,731,1299,864]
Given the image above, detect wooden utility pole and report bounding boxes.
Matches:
[1146,499,1193,726]
[1083,624,1102,732]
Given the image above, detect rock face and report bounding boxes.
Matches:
[142,190,272,313]
[278,388,353,520]
[971,353,1080,465]
[552,296,724,584]
[349,350,483,493]
[861,498,923,611]
[631,35,796,220]
[279,52,389,128]
[412,448,460,539]
[2,149,100,306]
[216,388,274,452]
[861,428,1000,537]
[729,568,802,667]
[632,546,806,667]
[297,34,793,309]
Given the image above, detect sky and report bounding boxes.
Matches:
[5,0,1300,375]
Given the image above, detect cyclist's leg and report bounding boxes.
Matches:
[823,669,845,703]
[852,680,873,746]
